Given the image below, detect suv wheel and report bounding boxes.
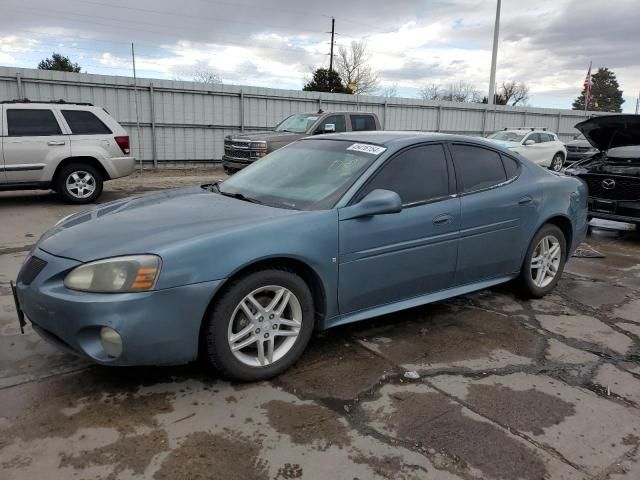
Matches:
[56,163,104,204]
[549,153,565,172]
[204,268,314,381]
[518,224,566,298]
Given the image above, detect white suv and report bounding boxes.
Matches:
[486,128,567,171]
[0,100,134,203]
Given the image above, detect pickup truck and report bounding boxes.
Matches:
[222,110,381,173]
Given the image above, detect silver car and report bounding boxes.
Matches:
[0,100,135,203]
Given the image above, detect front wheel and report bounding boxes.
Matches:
[549,153,565,172]
[203,268,314,381]
[518,224,566,298]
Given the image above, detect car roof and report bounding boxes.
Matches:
[305,130,505,149]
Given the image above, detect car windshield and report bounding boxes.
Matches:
[487,131,527,142]
[274,113,320,133]
[219,139,383,210]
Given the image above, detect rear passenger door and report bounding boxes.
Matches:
[59,108,115,159]
[2,106,70,184]
[449,143,531,285]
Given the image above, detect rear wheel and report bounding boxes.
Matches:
[518,224,566,298]
[204,268,314,381]
[56,163,103,204]
[549,153,565,172]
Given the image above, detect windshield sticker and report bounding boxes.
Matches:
[347,143,387,155]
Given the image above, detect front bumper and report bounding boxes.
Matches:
[588,198,640,224]
[15,248,223,366]
[222,155,254,170]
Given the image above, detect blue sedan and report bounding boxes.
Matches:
[14,132,588,381]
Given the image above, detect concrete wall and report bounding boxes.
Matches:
[0,67,597,165]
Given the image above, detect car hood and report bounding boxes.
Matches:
[575,114,640,151]
[226,131,305,142]
[38,187,299,262]
[565,139,594,148]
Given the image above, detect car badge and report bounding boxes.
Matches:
[601,179,616,190]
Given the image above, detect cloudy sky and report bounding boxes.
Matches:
[1,0,638,111]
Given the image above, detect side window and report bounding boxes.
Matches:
[7,109,62,136]
[501,155,520,180]
[360,144,449,205]
[450,144,507,193]
[62,110,112,134]
[524,133,538,144]
[316,115,346,133]
[350,114,377,131]
[542,133,554,142]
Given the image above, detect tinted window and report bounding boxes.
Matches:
[361,144,449,204]
[450,144,506,193]
[542,133,554,142]
[62,110,111,134]
[316,115,346,133]
[7,109,62,136]
[501,155,519,179]
[350,114,377,131]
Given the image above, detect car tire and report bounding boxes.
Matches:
[517,224,567,298]
[56,163,103,204]
[203,268,314,381]
[549,153,565,172]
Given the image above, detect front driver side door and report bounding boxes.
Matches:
[338,143,460,314]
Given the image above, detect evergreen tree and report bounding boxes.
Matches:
[572,67,624,112]
[303,68,351,94]
[38,53,82,73]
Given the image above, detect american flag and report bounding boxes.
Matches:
[583,62,593,109]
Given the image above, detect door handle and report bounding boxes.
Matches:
[433,214,453,225]
[518,196,533,205]
[48,140,66,146]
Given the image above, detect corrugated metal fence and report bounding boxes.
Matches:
[0,66,596,165]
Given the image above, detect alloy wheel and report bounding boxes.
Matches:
[227,285,302,367]
[65,171,97,199]
[550,154,564,172]
[530,235,562,288]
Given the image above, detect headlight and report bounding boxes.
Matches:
[249,141,267,150]
[64,255,162,293]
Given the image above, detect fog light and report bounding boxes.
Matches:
[100,327,123,358]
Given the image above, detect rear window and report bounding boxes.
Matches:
[7,109,62,136]
[350,115,377,131]
[61,110,112,134]
[450,144,507,193]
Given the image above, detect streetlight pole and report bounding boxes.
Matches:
[487,0,501,105]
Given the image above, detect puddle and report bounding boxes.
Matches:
[262,400,350,451]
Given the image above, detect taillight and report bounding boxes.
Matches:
[114,136,130,155]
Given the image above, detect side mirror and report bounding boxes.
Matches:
[524,139,536,145]
[339,189,402,220]
[323,123,336,133]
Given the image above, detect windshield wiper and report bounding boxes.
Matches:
[218,190,264,205]
[202,182,220,192]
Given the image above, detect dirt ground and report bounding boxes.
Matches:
[1,169,640,480]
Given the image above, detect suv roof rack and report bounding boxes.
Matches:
[503,126,547,131]
[0,98,94,106]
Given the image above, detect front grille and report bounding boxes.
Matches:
[224,147,252,159]
[567,146,592,153]
[582,175,640,201]
[19,256,48,285]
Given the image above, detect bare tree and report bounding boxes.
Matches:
[420,81,480,103]
[379,83,398,98]
[335,40,379,95]
[192,68,222,85]
[419,83,442,100]
[173,65,222,85]
[497,81,529,105]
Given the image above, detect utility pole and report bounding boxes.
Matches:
[131,42,143,172]
[635,91,639,115]
[487,0,501,105]
[329,17,335,73]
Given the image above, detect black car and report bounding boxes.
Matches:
[565,115,640,226]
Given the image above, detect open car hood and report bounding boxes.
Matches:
[575,115,640,151]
